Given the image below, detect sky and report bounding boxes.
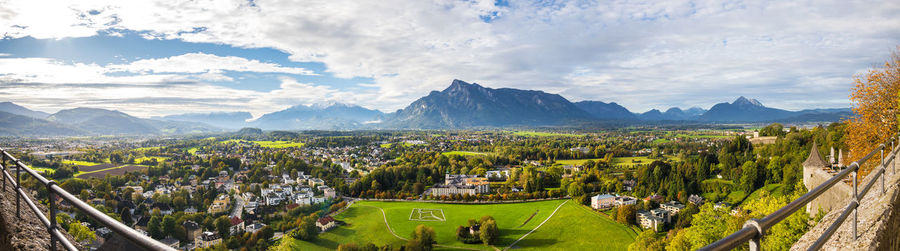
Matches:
[0,0,899,118]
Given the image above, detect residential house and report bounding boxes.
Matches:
[316,216,336,232]
[194,232,221,249]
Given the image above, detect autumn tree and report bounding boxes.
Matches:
[407,224,436,251]
[845,48,900,176]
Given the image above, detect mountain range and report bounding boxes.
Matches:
[0,79,853,135]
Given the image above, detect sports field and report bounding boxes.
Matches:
[286,199,636,250]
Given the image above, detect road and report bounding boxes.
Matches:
[230,196,244,218]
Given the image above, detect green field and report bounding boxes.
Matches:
[742,183,784,205]
[61,160,103,166]
[441,151,487,157]
[288,199,636,250]
[512,202,637,250]
[133,156,168,163]
[554,158,602,166]
[187,147,199,155]
[30,167,55,175]
[611,157,656,168]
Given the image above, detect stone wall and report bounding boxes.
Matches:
[803,167,852,215]
[793,155,900,250]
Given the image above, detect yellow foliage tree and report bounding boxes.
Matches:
[845,48,900,176]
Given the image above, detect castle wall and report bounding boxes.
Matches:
[804,167,852,215]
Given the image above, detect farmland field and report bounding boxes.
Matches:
[61,160,103,166]
[76,165,147,179]
[76,163,116,172]
[288,199,636,250]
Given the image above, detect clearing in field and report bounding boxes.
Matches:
[409,208,445,221]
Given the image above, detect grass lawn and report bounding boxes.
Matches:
[187,147,199,155]
[611,157,657,168]
[554,158,602,166]
[743,184,784,203]
[30,166,55,175]
[674,133,732,139]
[291,199,636,250]
[294,200,565,250]
[441,151,487,157]
[513,202,637,250]
[725,190,747,205]
[61,160,103,166]
[508,131,583,137]
[652,138,672,144]
[280,205,407,250]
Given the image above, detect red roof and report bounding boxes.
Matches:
[230,216,244,225]
[317,216,334,225]
[286,203,299,210]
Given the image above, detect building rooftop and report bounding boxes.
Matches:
[803,142,827,168]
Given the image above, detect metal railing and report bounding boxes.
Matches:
[0,148,175,251]
[699,133,899,251]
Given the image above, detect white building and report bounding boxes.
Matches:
[591,194,616,209]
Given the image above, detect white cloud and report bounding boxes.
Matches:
[108,52,316,76]
[0,52,314,84]
[1,0,899,113]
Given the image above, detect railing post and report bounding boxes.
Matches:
[852,170,858,240]
[16,161,20,218]
[47,181,57,251]
[1,153,6,189]
[881,148,885,194]
[744,219,763,251]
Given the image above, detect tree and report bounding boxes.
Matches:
[120,209,133,226]
[740,161,759,193]
[846,48,900,176]
[215,216,231,238]
[567,182,584,197]
[162,215,176,237]
[68,222,97,243]
[148,215,163,239]
[628,230,665,251]
[479,219,499,245]
[617,204,636,225]
[407,224,435,251]
[291,213,319,241]
[759,123,786,137]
